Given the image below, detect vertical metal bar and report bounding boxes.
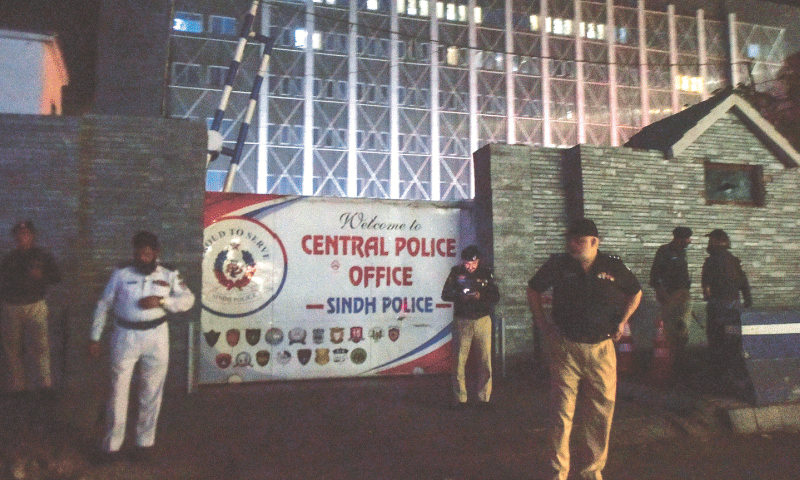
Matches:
[390,0,400,199]
[430,0,441,201]
[728,13,739,87]
[575,0,586,144]
[347,1,358,197]
[504,0,516,145]
[638,0,649,127]
[668,4,679,115]
[302,0,315,196]
[468,0,478,198]
[697,9,708,101]
[607,0,619,146]
[223,37,274,193]
[541,0,552,146]
[257,3,271,194]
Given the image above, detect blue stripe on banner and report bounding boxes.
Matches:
[211,109,226,131]
[365,322,453,373]
[230,123,250,166]
[262,36,274,54]
[224,61,240,87]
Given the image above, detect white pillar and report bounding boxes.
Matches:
[728,13,740,88]
[505,0,516,145]
[575,0,586,144]
[390,0,400,199]
[257,3,271,193]
[606,0,619,146]
[468,0,478,198]
[541,0,552,146]
[668,5,679,115]
[347,1,358,197]
[697,9,709,101]
[302,0,315,196]
[430,0,441,200]
[637,0,649,126]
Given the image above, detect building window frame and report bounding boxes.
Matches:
[704,160,765,207]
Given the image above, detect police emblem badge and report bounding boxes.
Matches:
[368,327,383,341]
[315,348,330,365]
[226,329,240,347]
[330,327,344,344]
[215,353,232,369]
[333,348,349,363]
[289,327,307,345]
[245,328,261,346]
[256,350,270,367]
[265,327,284,345]
[204,329,221,347]
[313,328,325,344]
[297,348,312,365]
[235,351,252,367]
[349,326,364,343]
[276,350,292,365]
[388,327,400,342]
[350,347,367,365]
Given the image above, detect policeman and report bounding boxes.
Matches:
[441,245,500,410]
[527,219,642,480]
[88,231,195,462]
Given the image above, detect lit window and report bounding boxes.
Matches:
[446,46,460,65]
[617,27,628,44]
[597,24,605,40]
[563,20,573,35]
[705,161,764,206]
[366,0,379,11]
[408,0,417,15]
[295,29,322,49]
[446,3,456,21]
[173,12,203,33]
[474,7,482,24]
[530,15,539,31]
[458,5,467,22]
[398,0,405,13]
[436,2,444,18]
[747,44,760,59]
[545,17,553,33]
[209,16,237,36]
[420,0,429,16]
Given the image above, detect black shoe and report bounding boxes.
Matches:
[476,402,495,411]
[129,446,155,463]
[449,402,468,411]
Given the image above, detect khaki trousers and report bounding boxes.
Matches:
[451,315,492,403]
[547,335,616,480]
[659,288,691,348]
[2,300,52,391]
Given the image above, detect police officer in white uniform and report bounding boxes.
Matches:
[88,231,195,461]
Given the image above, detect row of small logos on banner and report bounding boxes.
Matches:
[214,346,369,369]
[204,325,401,349]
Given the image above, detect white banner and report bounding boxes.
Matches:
[198,193,462,384]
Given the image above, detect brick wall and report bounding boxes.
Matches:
[483,110,800,367]
[0,114,206,401]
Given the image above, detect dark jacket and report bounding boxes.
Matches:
[649,242,691,293]
[441,263,499,320]
[702,248,751,307]
[0,247,61,305]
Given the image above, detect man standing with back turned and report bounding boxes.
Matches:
[527,219,642,480]
[88,231,195,462]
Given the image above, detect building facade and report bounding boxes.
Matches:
[166,0,791,198]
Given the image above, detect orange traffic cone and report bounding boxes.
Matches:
[649,320,674,388]
[616,322,636,377]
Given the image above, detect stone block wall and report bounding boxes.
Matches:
[0,114,206,400]
[483,110,800,366]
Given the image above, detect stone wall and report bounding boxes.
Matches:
[482,110,800,368]
[0,114,206,401]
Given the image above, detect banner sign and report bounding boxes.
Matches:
[198,192,462,384]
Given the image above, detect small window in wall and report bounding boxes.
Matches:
[209,16,237,36]
[704,161,764,207]
[174,12,203,33]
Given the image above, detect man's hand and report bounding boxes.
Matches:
[654,287,668,305]
[613,322,627,342]
[138,296,164,309]
[88,340,101,360]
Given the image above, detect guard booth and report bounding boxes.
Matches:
[740,310,800,405]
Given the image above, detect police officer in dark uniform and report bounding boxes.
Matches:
[527,219,642,480]
[701,229,752,390]
[441,245,499,410]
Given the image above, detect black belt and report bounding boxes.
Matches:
[116,317,167,330]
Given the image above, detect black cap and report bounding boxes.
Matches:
[460,245,481,261]
[673,226,692,239]
[12,220,36,235]
[706,229,729,242]
[566,218,598,238]
[133,230,160,250]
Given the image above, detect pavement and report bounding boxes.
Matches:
[2,350,799,480]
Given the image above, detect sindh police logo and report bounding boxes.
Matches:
[202,217,288,318]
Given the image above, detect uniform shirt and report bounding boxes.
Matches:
[649,242,690,293]
[0,247,61,305]
[441,263,500,320]
[528,252,641,343]
[701,248,751,305]
[91,263,195,341]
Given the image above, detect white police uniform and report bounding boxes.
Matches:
[91,262,195,453]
